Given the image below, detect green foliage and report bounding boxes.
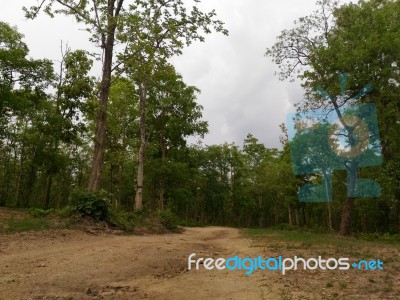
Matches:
[56,208,74,218]
[266,0,400,235]
[0,1,398,237]
[1,219,54,233]
[29,208,53,218]
[245,228,400,250]
[107,208,182,232]
[274,223,299,231]
[157,209,178,231]
[108,210,139,231]
[355,232,400,245]
[68,191,110,221]
[177,219,203,227]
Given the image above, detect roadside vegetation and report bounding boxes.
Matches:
[245,228,400,299]
[0,0,399,237]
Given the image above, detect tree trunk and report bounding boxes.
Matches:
[159,132,167,211]
[45,174,53,209]
[159,179,165,210]
[340,197,353,235]
[340,162,357,235]
[134,83,147,211]
[88,3,119,192]
[14,154,23,207]
[274,203,279,225]
[302,203,306,226]
[322,172,333,231]
[327,202,333,231]
[258,195,263,227]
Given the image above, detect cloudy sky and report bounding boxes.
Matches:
[1,0,344,149]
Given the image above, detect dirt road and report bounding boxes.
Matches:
[1,226,398,300]
[0,227,280,300]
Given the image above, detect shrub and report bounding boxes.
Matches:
[68,190,110,221]
[108,210,138,230]
[157,209,178,231]
[57,207,74,218]
[29,208,53,218]
[275,223,298,231]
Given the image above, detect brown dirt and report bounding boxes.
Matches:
[0,225,399,299]
[0,226,269,300]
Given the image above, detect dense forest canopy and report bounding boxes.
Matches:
[0,0,399,235]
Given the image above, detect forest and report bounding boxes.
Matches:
[0,0,399,237]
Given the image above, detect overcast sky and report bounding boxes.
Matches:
[1,0,345,149]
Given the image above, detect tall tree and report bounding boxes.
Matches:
[25,0,227,195]
[0,22,54,206]
[146,65,208,210]
[118,0,227,210]
[266,0,400,235]
[25,0,125,191]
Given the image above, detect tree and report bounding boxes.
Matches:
[0,22,55,207]
[103,78,138,209]
[315,2,400,229]
[266,0,400,234]
[24,0,227,194]
[265,0,338,83]
[118,0,227,210]
[24,0,124,191]
[146,65,208,210]
[25,0,126,191]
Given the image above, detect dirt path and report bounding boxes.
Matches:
[0,227,279,300]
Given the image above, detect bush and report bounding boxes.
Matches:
[157,209,178,231]
[68,190,110,221]
[29,208,53,218]
[177,219,201,227]
[275,223,298,231]
[56,207,74,218]
[108,210,138,231]
[4,219,53,232]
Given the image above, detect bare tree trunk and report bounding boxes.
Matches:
[88,1,122,192]
[159,179,165,210]
[14,154,23,207]
[340,162,357,235]
[159,132,166,211]
[302,203,306,227]
[322,172,333,231]
[134,83,147,211]
[274,203,279,225]
[258,195,263,227]
[45,174,53,209]
[340,197,353,235]
[288,204,292,225]
[327,202,333,231]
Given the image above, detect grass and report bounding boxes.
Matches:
[0,206,182,234]
[245,227,400,250]
[1,218,55,232]
[244,227,400,299]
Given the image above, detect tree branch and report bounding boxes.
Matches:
[55,0,99,30]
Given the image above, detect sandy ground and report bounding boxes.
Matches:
[0,227,276,300]
[0,225,399,300]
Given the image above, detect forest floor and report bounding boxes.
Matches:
[0,209,399,299]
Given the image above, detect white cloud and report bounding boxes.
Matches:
[1,0,326,149]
